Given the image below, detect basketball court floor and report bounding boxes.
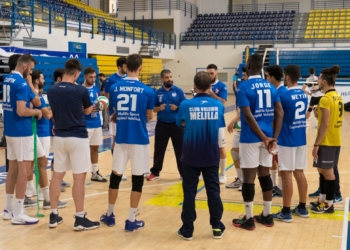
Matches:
[0,95,349,250]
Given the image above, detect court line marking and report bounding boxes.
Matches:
[341,197,350,250]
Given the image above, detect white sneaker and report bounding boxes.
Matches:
[11,212,39,225]
[122,174,127,181]
[143,173,149,178]
[25,188,36,198]
[199,175,203,180]
[238,185,242,191]
[38,190,44,201]
[225,178,242,188]
[219,174,227,184]
[3,209,12,220]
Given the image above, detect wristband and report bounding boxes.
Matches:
[314,145,319,147]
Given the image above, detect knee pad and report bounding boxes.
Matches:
[230,150,240,161]
[132,175,144,192]
[109,172,122,189]
[258,175,273,192]
[242,183,255,202]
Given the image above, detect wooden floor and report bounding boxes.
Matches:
[0,95,349,250]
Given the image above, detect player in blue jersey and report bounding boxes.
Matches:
[272,65,309,222]
[147,69,186,181]
[207,64,228,184]
[83,67,107,182]
[265,65,288,198]
[30,70,67,209]
[232,54,283,230]
[100,54,154,231]
[3,54,43,225]
[48,59,100,230]
[104,57,127,154]
[176,71,226,240]
[226,67,248,190]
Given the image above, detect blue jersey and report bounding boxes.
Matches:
[277,84,288,96]
[238,76,280,143]
[109,77,154,145]
[35,94,50,137]
[48,82,92,138]
[176,93,225,167]
[105,72,127,115]
[278,87,308,147]
[154,85,186,123]
[3,72,36,137]
[212,80,228,101]
[84,85,101,129]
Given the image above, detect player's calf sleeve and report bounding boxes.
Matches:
[242,183,255,202]
[319,174,326,194]
[325,180,335,202]
[109,172,122,189]
[258,175,273,192]
[132,175,144,192]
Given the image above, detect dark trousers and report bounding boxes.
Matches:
[180,163,225,238]
[151,121,183,176]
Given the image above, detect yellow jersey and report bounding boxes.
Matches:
[317,89,344,146]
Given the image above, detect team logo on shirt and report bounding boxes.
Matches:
[22,83,27,87]
[172,92,177,97]
[200,100,208,104]
[215,89,219,94]
[158,94,163,102]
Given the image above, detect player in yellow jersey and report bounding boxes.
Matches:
[310,65,344,214]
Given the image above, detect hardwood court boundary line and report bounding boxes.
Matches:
[341,197,350,250]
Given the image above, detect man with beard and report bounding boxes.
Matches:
[206,64,228,184]
[83,67,107,182]
[2,54,43,224]
[30,70,67,209]
[147,69,186,181]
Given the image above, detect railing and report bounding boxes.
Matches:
[118,0,197,17]
[179,28,350,49]
[20,0,176,47]
[227,2,300,13]
[313,0,350,9]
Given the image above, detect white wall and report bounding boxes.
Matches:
[198,0,228,14]
[164,44,246,92]
[9,22,175,59]
[89,0,101,10]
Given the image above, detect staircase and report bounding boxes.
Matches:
[139,43,161,57]
[0,0,33,45]
[256,45,273,66]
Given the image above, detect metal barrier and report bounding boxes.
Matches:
[179,28,350,49]
[227,2,300,13]
[313,0,350,9]
[118,0,197,18]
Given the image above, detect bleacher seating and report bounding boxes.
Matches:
[182,10,296,42]
[305,9,350,39]
[91,55,162,86]
[270,50,350,77]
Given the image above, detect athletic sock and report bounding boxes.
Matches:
[51,208,58,215]
[27,180,35,191]
[319,194,326,203]
[325,179,335,206]
[128,207,138,222]
[278,176,283,190]
[75,211,85,218]
[41,186,50,202]
[298,202,306,209]
[282,206,290,214]
[263,201,272,216]
[13,198,24,217]
[236,168,243,181]
[244,202,254,219]
[107,203,115,216]
[219,158,226,176]
[92,164,98,174]
[6,194,14,211]
[271,170,277,187]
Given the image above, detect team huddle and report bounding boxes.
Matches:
[1,53,344,240]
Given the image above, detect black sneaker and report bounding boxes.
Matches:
[232,216,255,230]
[74,213,100,231]
[310,202,334,214]
[272,186,283,198]
[310,199,320,208]
[254,213,274,227]
[49,213,63,228]
[177,229,192,241]
[212,228,224,239]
